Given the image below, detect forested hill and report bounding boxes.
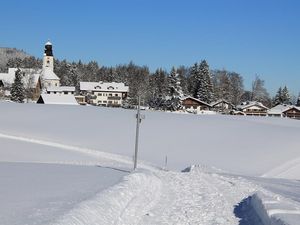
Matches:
[0,47,30,72]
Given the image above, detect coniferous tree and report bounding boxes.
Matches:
[197,60,213,103]
[273,87,282,106]
[164,67,183,111]
[296,94,300,107]
[148,68,167,109]
[10,69,25,103]
[281,86,290,104]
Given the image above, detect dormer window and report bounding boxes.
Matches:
[107,86,114,90]
[94,85,101,89]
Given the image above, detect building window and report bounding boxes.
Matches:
[109,93,112,96]
[98,93,102,96]
[115,94,118,96]
[108,101,112,104]
[103,101,107,103]
[64,91,68,95]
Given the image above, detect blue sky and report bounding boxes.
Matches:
[0,0,299,96]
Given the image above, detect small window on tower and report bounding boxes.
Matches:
[47,60,50,64]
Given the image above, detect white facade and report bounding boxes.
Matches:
[80,81,128,107]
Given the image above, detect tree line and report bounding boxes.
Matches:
[5,56,300,108]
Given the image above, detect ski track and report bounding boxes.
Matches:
[0,132,156,171]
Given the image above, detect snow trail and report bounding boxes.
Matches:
[51,171,162,225]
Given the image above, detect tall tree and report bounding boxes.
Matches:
[296,93,300,107]
[251,75,270,106]
[164,67,183,111]
[10,69,25,103]
[196,60,213,103]
[148,68,168,109]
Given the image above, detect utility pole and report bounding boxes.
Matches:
[133,96,145,170]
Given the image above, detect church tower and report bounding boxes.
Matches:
[43,41,54,70]
[41,40,60,88]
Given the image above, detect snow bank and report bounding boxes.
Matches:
[51,171,161,225]
[241,192,300,225]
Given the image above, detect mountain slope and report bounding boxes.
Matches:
[0,47,30,71]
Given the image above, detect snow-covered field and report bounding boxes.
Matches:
[1,102,300,224]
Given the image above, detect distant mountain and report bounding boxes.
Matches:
[0,47,31,71]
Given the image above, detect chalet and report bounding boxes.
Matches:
[210,99,235,114]
[267,104,292,118]
[236,101,269,116]
[282,106,300,120]
[0,68,42,100]
[37,94,78,105]
[80,81,129,107]
[181,96,211,112]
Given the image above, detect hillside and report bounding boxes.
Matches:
[0,47,30,71]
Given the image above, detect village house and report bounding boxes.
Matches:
[267,104,292,118]
[80,81,129,107]
[282,106,300,120]
[210,99,235,114]
[0,68,42,100]
[181,96,211,112]
[236,101,269,116]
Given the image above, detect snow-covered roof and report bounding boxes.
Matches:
[80,81,129,92]
[0,68,40,88]
[268,104,292,115]
[210,99,234,107]
[42,68,60,80]
[45,41,52,46]
[181,96,211,106]
[47,86,75,92]
[37,94,78,105]
[237,101,269,110]
[282,106,300,113]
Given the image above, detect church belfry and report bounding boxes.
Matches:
[43,41,54,70]
[44,41,53,56]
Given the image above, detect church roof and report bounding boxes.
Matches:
[42,67,60,80]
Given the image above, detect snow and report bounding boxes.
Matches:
[42,67,60,80]
[1,102,300,178]
[0,162,126,225]
[0,68,40,88]
[46,86,75,92]
[1,102,300,224]
[80,81,129,92]
[37,94,78,105]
